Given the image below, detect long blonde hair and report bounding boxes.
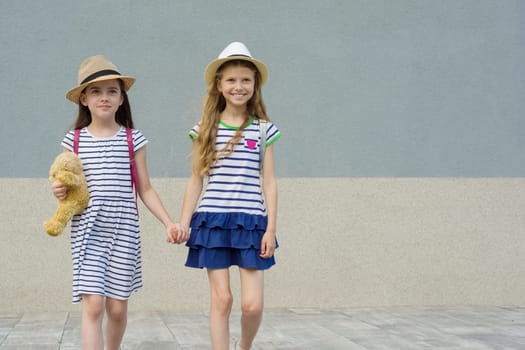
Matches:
[194,60,269,176]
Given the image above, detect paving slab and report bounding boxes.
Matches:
[0,307,523,349]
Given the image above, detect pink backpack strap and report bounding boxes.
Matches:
[73,129,81,155]
[126,128,139,213]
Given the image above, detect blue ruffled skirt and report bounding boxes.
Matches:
[185,212,277,270]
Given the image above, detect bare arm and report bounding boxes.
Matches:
[260,144,278,258]
[134,146,185,243]
[179,142,204,234]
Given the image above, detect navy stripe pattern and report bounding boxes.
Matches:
[189,118,281,216]
[61,127,147,303]
[184,118,281,270]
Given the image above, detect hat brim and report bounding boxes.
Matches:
[66,75,135,104]
[204,56,268,87]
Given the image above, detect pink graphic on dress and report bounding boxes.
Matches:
[245,139,257,150]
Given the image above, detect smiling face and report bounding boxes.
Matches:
[217,64,256,109]
[79,79,124,121]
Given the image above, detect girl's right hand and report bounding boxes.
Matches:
[166,222,189,244]
[51,180,68,200]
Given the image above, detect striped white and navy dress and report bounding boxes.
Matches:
[61,127,147,303]
[186,118,281,270]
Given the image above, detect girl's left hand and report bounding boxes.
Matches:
[260,232,276,259]
[166,222,188,244]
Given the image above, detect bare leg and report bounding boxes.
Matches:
[238,268,264,350]
[105,297,128,350]
[207,268,233,350]
[81,294,104,350]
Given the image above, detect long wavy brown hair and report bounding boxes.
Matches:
[194,60,270,176]
[71,79,134,130]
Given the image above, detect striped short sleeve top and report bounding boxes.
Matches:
[189,118,281,218]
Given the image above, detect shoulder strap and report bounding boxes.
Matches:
[126,128,140,212]
[73,129,81,155]
[259,120,267,172]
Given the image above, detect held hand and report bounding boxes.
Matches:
[175,222,190,243]
[260,232,276,259]
[178,224,191,244]
[166,222,178,244]
[166,222,189,244]
[51,180,68,200]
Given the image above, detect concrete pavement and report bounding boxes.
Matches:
[0,306,524,349]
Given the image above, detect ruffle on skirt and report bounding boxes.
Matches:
[186,212,277,270]
[190,211,267,230]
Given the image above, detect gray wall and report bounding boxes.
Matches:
[1,0,524,177]
[1,1,525,313]
[2,178,525,312]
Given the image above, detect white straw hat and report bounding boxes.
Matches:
[204,42,268,87]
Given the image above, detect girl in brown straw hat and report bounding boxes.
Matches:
[51,55,187,349]
[179,42,281,350]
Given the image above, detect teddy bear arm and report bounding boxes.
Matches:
[44,203,77,236]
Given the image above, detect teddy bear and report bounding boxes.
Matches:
[43,151,89,236]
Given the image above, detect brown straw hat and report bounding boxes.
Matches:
[66,55,135,104]
[204,42,268,87]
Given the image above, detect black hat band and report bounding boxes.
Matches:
[81,69,121,85]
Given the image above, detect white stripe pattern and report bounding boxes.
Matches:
[61,127,147,303]
[190,118,281,216]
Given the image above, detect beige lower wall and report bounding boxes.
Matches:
[1,178,524,312]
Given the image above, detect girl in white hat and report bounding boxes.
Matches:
[179,42,281,350]
[51,55,186,350]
